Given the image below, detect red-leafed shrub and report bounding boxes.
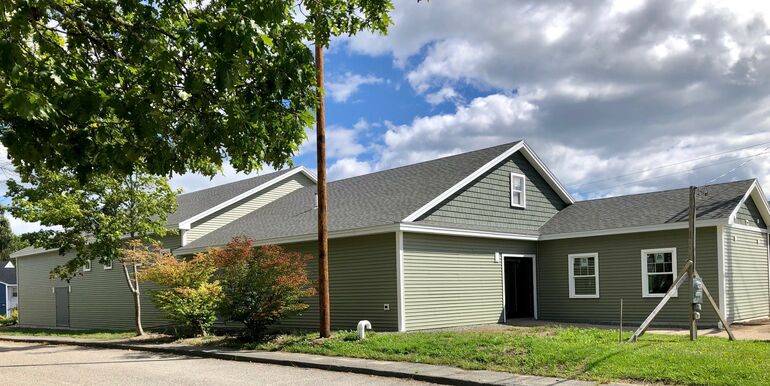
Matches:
[212,237,315,339]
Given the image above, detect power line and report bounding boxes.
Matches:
[581,149,770,195]
[701,144,770,187]
[568,140,770,189]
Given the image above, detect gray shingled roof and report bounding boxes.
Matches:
[175,142,521,253]
[166,168,297,226]
[0,265,15,285]
[539,179,754,235]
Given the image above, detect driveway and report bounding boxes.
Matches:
[0,341,434,386]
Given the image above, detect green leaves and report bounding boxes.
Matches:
[0,0,320,178]
[3,166,179,280]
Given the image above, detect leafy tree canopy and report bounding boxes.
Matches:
[0,0,391,179]
[3,166,178,279]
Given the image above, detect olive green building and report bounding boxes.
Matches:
[13,141,770,331]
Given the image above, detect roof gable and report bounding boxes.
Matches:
[417,150,568,231]
[168,167,316,228]
[727,180,770,229]
[402,141,574,222]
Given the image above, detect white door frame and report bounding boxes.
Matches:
[501,253,538,322]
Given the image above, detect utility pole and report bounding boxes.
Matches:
[688,186,697,341]
[315,42,331,339]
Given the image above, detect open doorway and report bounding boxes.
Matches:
[504,256,536,320]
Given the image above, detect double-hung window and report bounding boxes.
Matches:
[83,260,92,272]
[510,173,526,208]
[568,253,599,298]
[641,248,677,297]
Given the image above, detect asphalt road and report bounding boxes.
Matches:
[0,341,434,386]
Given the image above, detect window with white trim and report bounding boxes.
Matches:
[510,173,526,208]
[83,260,91,272]
[103,260,113,270]
[568,253,599,298]
[641,248,677,298]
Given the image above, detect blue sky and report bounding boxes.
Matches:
[9,0,770,233]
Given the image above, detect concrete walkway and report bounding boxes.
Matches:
[0,335,623,386]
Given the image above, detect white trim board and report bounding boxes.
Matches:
[401,141,574,222]
[177,167,317,230]
[540,219,726,241]
[395,231,406,332]
[174,222,541,256]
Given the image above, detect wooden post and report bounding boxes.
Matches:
[688,186,697,341]
[315,42,331,339]
[619,298,623,343]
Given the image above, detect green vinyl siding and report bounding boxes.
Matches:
[539,228,721,327]
[735,198,767,229]
[15,252,59,327]
[419,152,567,231]
[402,233,536,331]
[186,174,314,244]
[16,241,183,330]
[279,233,399,331]
[724,226,769,322]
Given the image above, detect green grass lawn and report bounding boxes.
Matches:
[0,327,136,340]
[225,326,769,386]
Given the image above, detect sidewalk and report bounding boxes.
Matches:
[0,335,627,386]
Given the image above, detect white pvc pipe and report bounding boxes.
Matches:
[357,320,372,340]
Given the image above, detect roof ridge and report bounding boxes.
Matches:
[178,167,295,197]
[329,140,522,184]
[575,178,756,204]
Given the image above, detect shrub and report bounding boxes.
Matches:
[211,237,315,340]
[0,308,18,326]
[139,250,222,337]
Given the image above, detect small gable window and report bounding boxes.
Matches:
[104,260,113,270]
[83,260,91,272]
[568,253,599,298]
[510,173,526,208]
[641,248,677,298]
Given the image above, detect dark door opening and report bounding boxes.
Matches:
[504,257,534,319]
[55,287,70,327]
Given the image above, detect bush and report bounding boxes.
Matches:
[211,237,315,340]
[0,308,18,326]
[139,250,222,337]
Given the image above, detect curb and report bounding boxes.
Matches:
[0,336,596,386]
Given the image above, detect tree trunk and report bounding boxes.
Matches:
[123,262,144,336]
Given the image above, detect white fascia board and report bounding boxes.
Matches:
[173,223,400,256]
[177,167,317,230]
[518,142,575,205]
[399,223,539,241]
[539,219,727,241]
[727,180,757,225]
[401,141,575,223]
[401,142,524,222]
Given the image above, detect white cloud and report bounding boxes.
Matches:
[328,158,374,180]
[337,0,770,197]
[326,72,384,102]
[425,86,459,106]
[379,93,537,168]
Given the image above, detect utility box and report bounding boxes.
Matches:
[692,277,704,305]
